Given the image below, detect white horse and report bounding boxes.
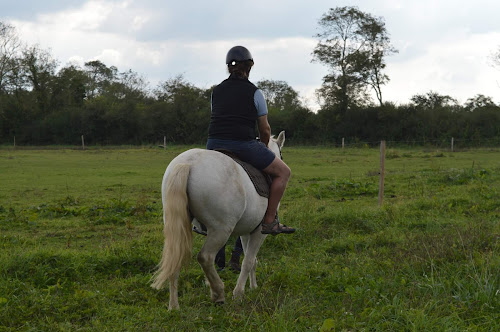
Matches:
[151,131,286,310]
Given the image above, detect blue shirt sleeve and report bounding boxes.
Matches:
[254,89,268,117]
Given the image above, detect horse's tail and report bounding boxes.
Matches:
[151,163,193,290]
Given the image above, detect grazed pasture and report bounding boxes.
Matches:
[0,146,499,331]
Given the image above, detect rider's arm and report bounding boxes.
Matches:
[257,115,271,146]
[254,89,271,145]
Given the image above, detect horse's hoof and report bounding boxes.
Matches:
[233,288,244,300]
[214,301,225,306]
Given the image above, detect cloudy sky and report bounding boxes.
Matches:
[2,0,500,109]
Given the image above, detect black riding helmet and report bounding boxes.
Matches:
[226,46,254,66]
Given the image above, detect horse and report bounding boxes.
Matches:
[151,131,286,310]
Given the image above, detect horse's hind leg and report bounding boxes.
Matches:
[197,231,229,304]
[239,235,257,288]
[233,232,266,299]
[168,271,180,310]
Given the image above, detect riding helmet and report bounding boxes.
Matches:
[226,46,253,66]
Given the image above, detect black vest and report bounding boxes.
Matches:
[208,75,258,141]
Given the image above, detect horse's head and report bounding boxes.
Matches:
[268,131,285,160]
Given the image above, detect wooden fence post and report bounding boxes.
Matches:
[342,137,345,149]
[164,136,167,150]
[378,140,386,207]
[14,136,16,149]
[81,135,85,150]
[451,137,454,152]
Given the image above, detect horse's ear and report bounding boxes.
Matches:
[276,131,285,148]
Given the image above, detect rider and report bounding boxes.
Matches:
[207,46,295,235]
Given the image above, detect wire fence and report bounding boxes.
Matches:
[1,135,499,151]
[317,137,500,150]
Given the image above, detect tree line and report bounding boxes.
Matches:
[1,7,499,146]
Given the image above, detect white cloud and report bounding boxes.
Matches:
[135,47,162,65]
[37,1,113,31]
[385,30,500,104]
[67,55,85,67]
[131,15,150,31]
[9,1,162,71]
[94,49,123,66]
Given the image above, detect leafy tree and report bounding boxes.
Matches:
[410,91,458,110]
[361,18,397,105]
[0,22,22,93]
[154,75,192,102]
[153,75,210,143]
[20,45,58,115]
[51,64,87,109]
[256,79,316,142]
[257,79,301,111]
[312,6,396,113]
[84,60,117,99]
[112,69,149,101]
[464,94,496,111]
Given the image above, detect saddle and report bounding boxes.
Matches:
[215,149,272,198]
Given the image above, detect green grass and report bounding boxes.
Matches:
[1,146,499,331]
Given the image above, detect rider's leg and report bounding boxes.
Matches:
[262,157,291,228]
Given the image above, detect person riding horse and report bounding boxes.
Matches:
[151,47,294,309]
[207,46,295,235]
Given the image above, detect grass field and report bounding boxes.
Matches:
[0,145,499,331]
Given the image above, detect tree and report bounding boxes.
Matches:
[256,79,316,142]
[51,64,87,109]
[464,94,496,111]
[20,45,58,115]
[361,18,398,105]
[84,60,117,99]
[113,69,149,101]
[312,7,396,112]
[0,22,22,93]
[410,91,458,110]
[257,79,301,111]
[153,75,210,143]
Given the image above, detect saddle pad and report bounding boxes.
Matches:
[215,149,272,198]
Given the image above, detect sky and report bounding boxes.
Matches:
[1,0,500,110]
